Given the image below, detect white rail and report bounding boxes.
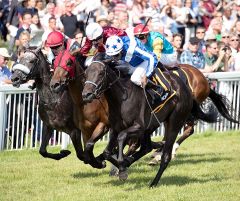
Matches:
[0,72,239,151]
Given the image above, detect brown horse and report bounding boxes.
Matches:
[163,64,239,158]
[50,52,110,169]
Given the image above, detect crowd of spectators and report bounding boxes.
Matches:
[0,0,240,72]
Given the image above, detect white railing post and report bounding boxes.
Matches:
[0,91,6,150]
[61,132,69,149]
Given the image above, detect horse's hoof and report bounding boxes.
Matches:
[109,169,119,177]
[101,160,106,168]
[60,150,71,156]
[119,170,128,181]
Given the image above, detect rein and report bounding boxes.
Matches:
[85,60,121,98]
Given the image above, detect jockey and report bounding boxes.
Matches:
[81,22,127,56]
[45,31,80,72]
[133,24,178,67]
[105,35,172,102]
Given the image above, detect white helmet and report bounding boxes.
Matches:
[86,23,103,40]
[105,36,123,56]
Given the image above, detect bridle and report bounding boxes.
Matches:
[84,60,121,98]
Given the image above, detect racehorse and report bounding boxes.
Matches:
[11,47,85,161]
[82,59,217,187]
[49,50,110,168]
[163,64,239,157]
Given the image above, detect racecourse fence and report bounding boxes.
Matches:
[0,72,239,151]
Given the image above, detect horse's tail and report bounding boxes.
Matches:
[191,100,218,123]
[209,89,239,124]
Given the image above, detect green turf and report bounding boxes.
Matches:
[0,131,239,201]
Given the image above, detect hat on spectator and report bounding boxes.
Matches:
[96,15,109,23]
[205,33,216,41]
[189,37,200,44]
[0,48,10,58]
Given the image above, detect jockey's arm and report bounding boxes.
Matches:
[152,38,163,60]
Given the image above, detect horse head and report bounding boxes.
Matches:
[50,50,77,93]
[82,59,115,103]
[11,47,42,87]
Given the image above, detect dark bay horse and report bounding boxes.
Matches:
[49,51,109,169]
[11,47,84,161]
[82,60,217,187]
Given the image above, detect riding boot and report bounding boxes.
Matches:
[145,80,167,104]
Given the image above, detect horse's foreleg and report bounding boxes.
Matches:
[69,128,85,161]
[85,122,108,169]
[150,120,185,187]
[124,131,153,167]
[39,124,71,160]
[116,123,143,181]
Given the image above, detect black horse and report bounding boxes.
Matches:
[11,47,85,161]
[82,60,217,187]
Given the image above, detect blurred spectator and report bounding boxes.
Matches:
[60,1,78,38]
[222,8,237,32]
[24,0,38,17]
[30,13,44,46]
[74,29,85,47]
[183,0,198,47]
[0,0,11,42]
[195,26,207,53]
[15,12,32,46]
[96,0,110,20]
[172,0,186,36]
[159,4,176,34]
[96,15,110,27]
[42,17,57,43]
[116,11,129,30]
[130,0,146,26]
[180,36,205,70]
[204,40,228,72]
[144,0,161,30]
[6,0,25,54]
[199,0,217,29]
[234,20,240,36]
[228,32,240,71]
[220,31,230,45]
[0,48,12,84]
[40,2,63,31]
[12,31,31,61]
[172,33,183,61]
[205,18,223,41]
[35,0,45,20]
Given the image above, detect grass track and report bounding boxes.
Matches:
[0,131,240,201]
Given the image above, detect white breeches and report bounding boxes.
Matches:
[130,60,149,86]
[160,51,178,67]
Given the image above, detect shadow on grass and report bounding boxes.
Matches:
[104,174,222,189]
[71,152,231,188]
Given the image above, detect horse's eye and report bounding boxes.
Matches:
[29,60,35,63]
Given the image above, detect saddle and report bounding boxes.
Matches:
[145,64,191,113]
[146,67,176,113]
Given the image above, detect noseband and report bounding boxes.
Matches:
[85,60,120,98]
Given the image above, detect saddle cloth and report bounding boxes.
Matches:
[147,66,192,113]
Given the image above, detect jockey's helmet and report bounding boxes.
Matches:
[133,24,149,35]
[86,23,103,41]
[45,31,64,47]
[105,36,123,56]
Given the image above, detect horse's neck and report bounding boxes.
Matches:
[35,59,62,104]
[68,63,85,104]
